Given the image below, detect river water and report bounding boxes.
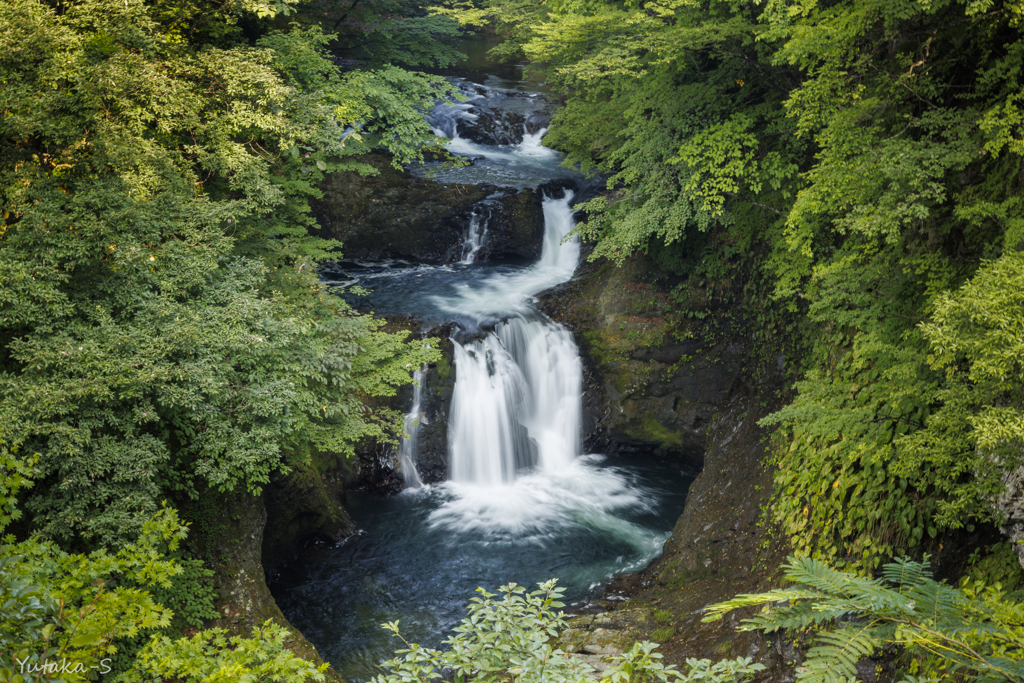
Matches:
[270,40,695,681]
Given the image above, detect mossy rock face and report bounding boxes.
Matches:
[312,152,486,263]
[536,251,747,466]
[208,490,344,683]
[548,395,793,681]
[414,333,457,482]
[261,458,355,577]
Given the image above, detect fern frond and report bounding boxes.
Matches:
[785,557,882,599]
[785,557,912,614]
[906,579,962,622]
[798,624,880,683]
[938,622,1008,638]
[702,588,822,623]
[744,602,859,632]
[976,655,1024,683]
[881,557,932,594]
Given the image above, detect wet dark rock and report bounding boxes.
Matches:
[458,110,526,146]
[413,334,456,483]
[261,459,355,577]
[350,320,457,489]
[526,112,552,134]
[477,189,546,261]
[312,152,547,264]
[311,152,488,263]
[536,178,578,201]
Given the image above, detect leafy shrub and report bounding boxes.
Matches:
[130,620,327,683]
[148,557,220,631]
[374,580,764,683]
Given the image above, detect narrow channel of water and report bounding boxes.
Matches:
[271,39,696,681]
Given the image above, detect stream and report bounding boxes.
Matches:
[270,39,696,681]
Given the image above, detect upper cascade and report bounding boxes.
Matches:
[433,191,578,323]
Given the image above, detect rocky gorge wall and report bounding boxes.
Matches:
[535,251,799,679]
[196,482,348,683]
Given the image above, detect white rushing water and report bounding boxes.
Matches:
[460,211,488,264]
[425,191,659,554]
[398,367,427,488]
[433,191,578,321]
[445,192,581,485]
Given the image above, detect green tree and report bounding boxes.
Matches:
[0,0,444,547]
[0,460,326,682]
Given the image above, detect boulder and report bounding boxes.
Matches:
[312,153,547,264]
[311,152,488,263]
[996,455,1024,569]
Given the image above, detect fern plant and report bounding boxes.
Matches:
[704,557,1024,683]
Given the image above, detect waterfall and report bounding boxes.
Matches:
[448,337,533,485]
[445,191,583,487]
[515,126,553,159]
[447,316,582,484]
[460,210,488,264]
[496,317,581,472]
[276,61,694,679]
[398,367,426,487]
[538,188,579,274]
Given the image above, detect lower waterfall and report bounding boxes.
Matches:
[448,316,581,485]
[425,192,659,539]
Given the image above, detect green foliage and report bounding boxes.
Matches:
[373,580,764,683]
[303,0,465,69]
[0,507,185,681]
[653,609,673,624]
[131,619,327,682]
[148,557,220,630]
[0,442,35,533]
[706,556,1024,683]
[963,543,1024,599]
[0,0,443,547]
[649,628,675,643]
[899,250,1024,526]
[0,497,323,682]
